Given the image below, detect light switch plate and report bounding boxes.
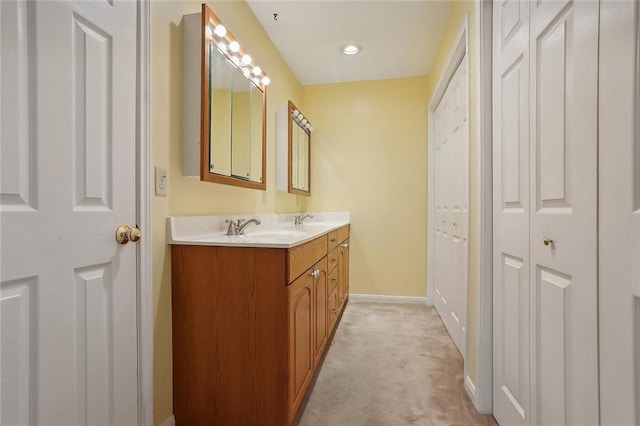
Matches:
[155,166,168,196]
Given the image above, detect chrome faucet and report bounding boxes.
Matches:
[237,218,261,234]
[225,218,261,235]
[294,214,314,226]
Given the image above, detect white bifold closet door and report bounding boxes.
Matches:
[433,56,469,355]
[493,0,599,425]
[599,1,640,423]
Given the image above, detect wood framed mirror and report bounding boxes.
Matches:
[200,4,267,190]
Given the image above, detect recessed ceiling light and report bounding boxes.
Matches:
[340,44,362,55]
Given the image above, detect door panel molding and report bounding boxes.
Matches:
[0,276,37,425]
[0,0,37,212]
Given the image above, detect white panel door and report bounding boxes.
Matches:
[599,1,640,423]
[433,57,468,355]
[494,0,599,424]
[0,1,139,424]
[493,0,530,423]
[529,1,599,424]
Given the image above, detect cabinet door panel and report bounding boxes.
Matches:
[287,272,314,423]
[338,240,350,308]
[327,288,339,333]
[313,259,328,369]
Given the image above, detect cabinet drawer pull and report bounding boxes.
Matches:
[330,258,336,263]
[330,238,336,242]
[331,278,337,283]
[310,270,320,278]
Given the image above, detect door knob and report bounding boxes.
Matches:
[543,236,553,247]
[116,225,141,244]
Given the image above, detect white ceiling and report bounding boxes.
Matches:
[246,0,452,86]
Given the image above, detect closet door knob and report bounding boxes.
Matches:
[543,236,553,247]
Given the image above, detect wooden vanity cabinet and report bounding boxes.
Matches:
[171,226,349,426]
[286,257,328,423]
[171,245,288,426]
[327,225,350,331]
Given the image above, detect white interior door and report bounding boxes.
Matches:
[0,1,139,424]
[433,57,469,355]
[528,1,599,424]
[492,0,530,422]
[599,1,640,423]
[493,1,599,424]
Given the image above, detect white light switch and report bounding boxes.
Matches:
[155,166,168,196]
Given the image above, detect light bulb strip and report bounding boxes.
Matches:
[289,104,313,133]
[204,9,270,89]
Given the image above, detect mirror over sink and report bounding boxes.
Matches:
[277,100,313,196]
[182,4,269,190]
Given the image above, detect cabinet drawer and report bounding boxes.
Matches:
[288,235,327,283]
[328,266,339,294]
[337,225,350,244]
[327,230,340,251]
[328,247,338,272]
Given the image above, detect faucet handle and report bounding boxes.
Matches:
[294,214,313,225]
[225,219,235,235]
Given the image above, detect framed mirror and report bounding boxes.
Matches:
[287,101,312,196]
[200,4,268,190]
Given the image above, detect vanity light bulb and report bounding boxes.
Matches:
[309,126,314,132]
[252,66,262,76]
[214,24,227,37]
[261,76,271,86]
[241,54,252,66]
[229,41,240,53]
[293,109,299,117]
[301,119,308,125]
[298,114,304,121]
[305,123,311,129]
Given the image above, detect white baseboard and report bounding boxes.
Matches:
[464,374,478,406]
[349,294,428,304]
[161,415,175,426]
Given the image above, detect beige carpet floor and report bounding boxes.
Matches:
[297,302,497,426]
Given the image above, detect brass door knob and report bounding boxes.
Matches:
[543,236,553,247]
[116,225,141,244]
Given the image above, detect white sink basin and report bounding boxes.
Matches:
[167,213,350,248]
[244,229,308,239]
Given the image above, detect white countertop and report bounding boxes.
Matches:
[167,213,350,248]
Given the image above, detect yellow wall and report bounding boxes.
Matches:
[425,0,478,383]
[151,1,306,422]
[151,0,481,422]
[303,77,429,298]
